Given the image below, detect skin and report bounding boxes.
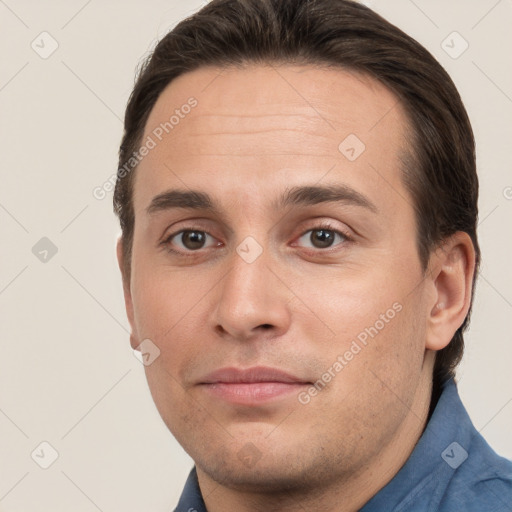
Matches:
[117,65,475,511]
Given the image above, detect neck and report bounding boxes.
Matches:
[198,355,435,512]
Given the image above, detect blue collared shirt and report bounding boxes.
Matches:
[174,378,512,511]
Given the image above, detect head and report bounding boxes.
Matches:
[113,0,478,499]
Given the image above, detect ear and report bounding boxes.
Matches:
[425,232,476,351]
[116,235,140,350]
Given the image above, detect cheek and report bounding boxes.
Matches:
[296,261,426,383]
[293,265,404,340]
[130,260,217,380]
[352,288,427,395]
[131,250,205,336]
[314,293,426,434]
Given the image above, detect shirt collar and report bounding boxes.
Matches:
[174,464,207,512]
[361,377,472,511]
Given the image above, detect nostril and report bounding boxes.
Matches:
[260,324,273,330]
[215,325,227,335]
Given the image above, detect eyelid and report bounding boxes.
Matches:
[300,221,352,239]
[159,218,218,243]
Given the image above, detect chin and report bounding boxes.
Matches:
[193,438,338,496]
[200,458,313,493]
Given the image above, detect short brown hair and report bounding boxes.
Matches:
[114,0,480,385]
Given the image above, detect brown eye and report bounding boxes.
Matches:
[297,226,347,250]
[166,230,215,251]
[180,230,207,250]
[310,229,336,248]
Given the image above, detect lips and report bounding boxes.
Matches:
[198,366,311,405]
[200,366,309,384]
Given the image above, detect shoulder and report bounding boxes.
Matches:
[438,432,512,512]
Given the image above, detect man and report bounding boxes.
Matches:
[113,0,512,510]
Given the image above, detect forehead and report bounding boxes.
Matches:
[134,64,411,216]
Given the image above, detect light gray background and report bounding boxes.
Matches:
[1,0,511,510]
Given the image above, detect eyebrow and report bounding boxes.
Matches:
[276,184,378,213]
[145,184,378,216]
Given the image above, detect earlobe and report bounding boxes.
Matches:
[425,232,476,351]
[116,235,139,350]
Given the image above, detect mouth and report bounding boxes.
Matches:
[198,366,312,405]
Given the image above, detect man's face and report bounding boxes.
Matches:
[123,65,435,491]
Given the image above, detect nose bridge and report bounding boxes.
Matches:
[213,240,290,339]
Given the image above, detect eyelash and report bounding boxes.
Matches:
[160,221,352,256]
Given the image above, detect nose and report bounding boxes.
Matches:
[212,248,292,342]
